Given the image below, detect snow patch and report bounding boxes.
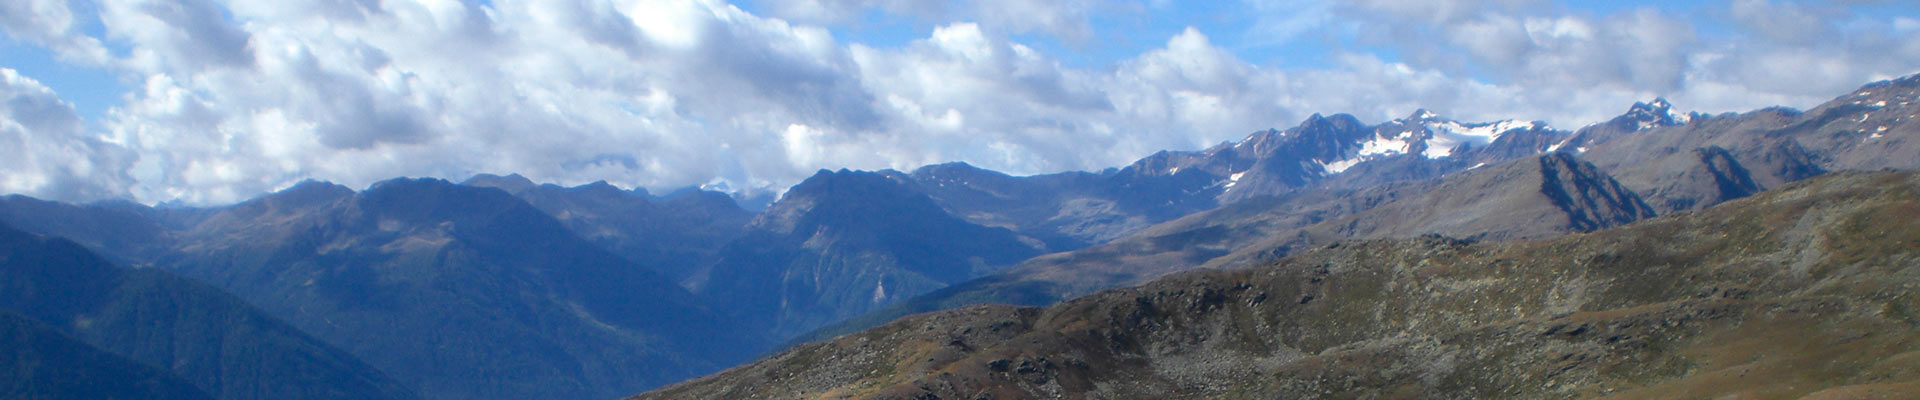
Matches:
[1224,171,1247,188]
[1468,162,1487,170]
[1321,158,1362,174]
[1576,146,1589,153]
[1546,137,1573,152]
[1358,133,1412,157]
[1422,120,1532,158]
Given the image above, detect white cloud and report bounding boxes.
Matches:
[762,0,1099,41]
[0,69,132,201]
[0,0,112,64]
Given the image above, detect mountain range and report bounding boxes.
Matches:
[0,74,1915,398]
[794,75,1920,344]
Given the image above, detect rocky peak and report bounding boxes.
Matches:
[1623,97,1690,129]
[266,180,354,207]
[460,173,537,195]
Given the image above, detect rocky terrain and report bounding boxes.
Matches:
[636,170,1920,399]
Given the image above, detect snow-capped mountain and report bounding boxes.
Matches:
[1115,110,1569,203]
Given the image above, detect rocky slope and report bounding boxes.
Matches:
[636,170,1920,399]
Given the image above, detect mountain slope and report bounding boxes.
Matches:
[155,178,761,400]
[699,169,1044,338]
[635,170,1920,399]
[0,223,417,400]
[0,312,213,400]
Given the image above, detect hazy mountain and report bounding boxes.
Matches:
[0,223,416,400]
[148,178,762,400]
[696,169,1044,339]
[635,170,1920,399]
[901,163,1132,250]
[461,173,753,284]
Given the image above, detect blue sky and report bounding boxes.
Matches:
[1,0,1917,205]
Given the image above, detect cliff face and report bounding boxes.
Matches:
[637,171,1920,400]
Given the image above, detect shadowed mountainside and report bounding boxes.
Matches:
[0,311,213,400]
[0,223,417,400]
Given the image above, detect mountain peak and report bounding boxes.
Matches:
[1623,97,1689,129]
[1407,108,1441,121]
[259,180,354,209]
[461,173,537,194]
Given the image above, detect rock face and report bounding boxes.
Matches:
[0,223,417,400]
[634,171,1920,400]
[698,169,1044,338]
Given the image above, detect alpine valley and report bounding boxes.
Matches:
[5,75,1920,400]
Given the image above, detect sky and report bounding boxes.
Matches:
[1,0,1917,205]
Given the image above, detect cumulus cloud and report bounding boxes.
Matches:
[0,0,112,64]
[0,69,132,201]
[764,0,1099,41]
[0,0,1916,204]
